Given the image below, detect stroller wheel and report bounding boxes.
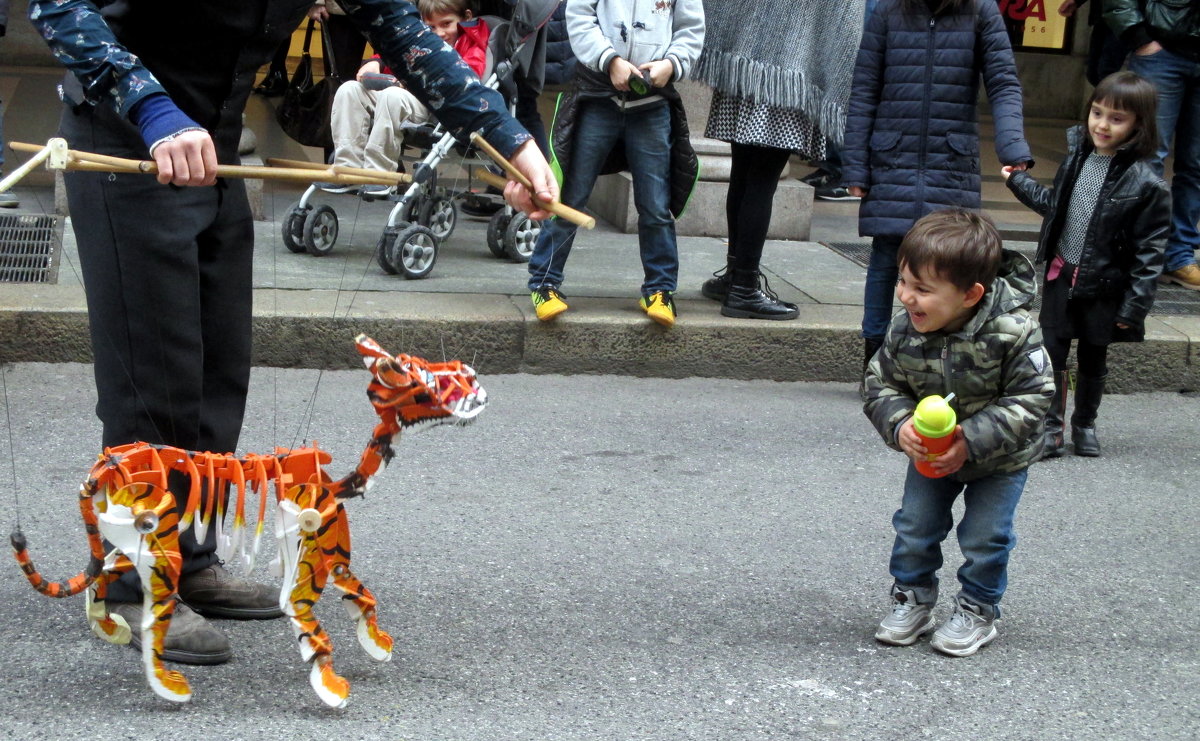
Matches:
[375,227,400,275]
[282,201,309,253]
[503,212,541,263]
[303,204,339,257]
[486,211,511,258]
[419,195,457,242]
[387,224,438,280]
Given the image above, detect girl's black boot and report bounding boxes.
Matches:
[701,253,734,302]
[1071,373,1105,457]
[1043,370,1069,458]
[721,269,799,320]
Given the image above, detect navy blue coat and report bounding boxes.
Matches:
[542,3,576,86]
[842,0,1033,238]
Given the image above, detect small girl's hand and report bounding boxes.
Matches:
[1116,322,1130,330]
[1001,165,1020,181]
[849,186,867,198]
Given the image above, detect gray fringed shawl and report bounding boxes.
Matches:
[693,0,866,143]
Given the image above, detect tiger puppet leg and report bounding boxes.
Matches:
[98,482,191,703]
[325,504,394,662]
[277,485,348,708]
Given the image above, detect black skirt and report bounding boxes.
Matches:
[1038,269,1130,345]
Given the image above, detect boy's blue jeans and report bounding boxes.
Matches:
[1129,47,1200,272]
[861,235,902,342]
[890,463,1028,612]
[528,99,677,295]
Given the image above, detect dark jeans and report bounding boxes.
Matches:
[890,464,1028,612]
[1129,47,1200,271]
[861,235,903,342]
[61,103,253,600]
[528,99,676,295]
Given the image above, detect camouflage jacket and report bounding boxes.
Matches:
[863,250,1055,481]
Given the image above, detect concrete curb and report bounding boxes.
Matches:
[2,289,1196,393]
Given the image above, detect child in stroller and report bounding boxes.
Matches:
[322,0,489,194]
[282,0,562,279]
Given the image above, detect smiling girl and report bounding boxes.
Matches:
[1003,71,1171,459]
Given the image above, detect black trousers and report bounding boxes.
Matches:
[60,103,254,600]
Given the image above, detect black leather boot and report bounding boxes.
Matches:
[721,269,799,320]
[701,253,734,302]
[863,337,883,373]
[1043,370,1069,458]
[1071,373,1105,457]
[254,69,288,97]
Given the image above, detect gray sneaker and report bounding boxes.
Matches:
[930,595,998,657]
[107,599,233,665]
[875,587,936,646]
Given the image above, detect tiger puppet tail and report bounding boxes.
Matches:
[10,482,107,599]
[10,479,134,646]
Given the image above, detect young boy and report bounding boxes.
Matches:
[326,0,489,194]
[862,209,1053,657]
[526,0,705,328]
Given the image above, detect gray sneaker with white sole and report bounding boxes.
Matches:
[875,586,936,646]
[930,595,998,657]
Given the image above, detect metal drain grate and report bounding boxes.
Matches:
[0,213,62,284]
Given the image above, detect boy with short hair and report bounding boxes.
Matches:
[326,0,489,193]
[526,0,705,327]
[862,209,1054,657]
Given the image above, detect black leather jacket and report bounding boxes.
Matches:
[1104,0,1200,58]
[1005,125,1170,334]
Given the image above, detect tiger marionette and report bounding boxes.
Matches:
[9,335,486,708]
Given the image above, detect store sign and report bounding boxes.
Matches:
[997,0,1074,53]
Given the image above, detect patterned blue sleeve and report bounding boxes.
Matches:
[28,0,167,118]
[338,0,531,158]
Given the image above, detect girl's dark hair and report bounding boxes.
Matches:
[1088,71,1160,160]
[901,0,972,14]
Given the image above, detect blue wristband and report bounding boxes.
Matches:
[129,94,203,153]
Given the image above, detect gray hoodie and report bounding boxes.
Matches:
[566,0,705,84]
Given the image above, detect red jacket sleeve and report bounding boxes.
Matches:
[455,18,490,79]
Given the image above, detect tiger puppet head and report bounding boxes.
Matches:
[355,334,487,428]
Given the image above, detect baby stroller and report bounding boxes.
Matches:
[281,0,561,279]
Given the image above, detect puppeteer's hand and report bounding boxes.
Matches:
[639,59,673,88]
[503,139,558,222]
[308,3,329,21]
[1057,0,1078,17]
[357,60,382,81]
[151,130,218,187]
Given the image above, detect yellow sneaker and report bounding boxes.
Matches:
[1161,263,1200,291]
[639,291,677,327]
[531,286,568,321]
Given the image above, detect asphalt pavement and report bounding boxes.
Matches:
[0,363,1196,739]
